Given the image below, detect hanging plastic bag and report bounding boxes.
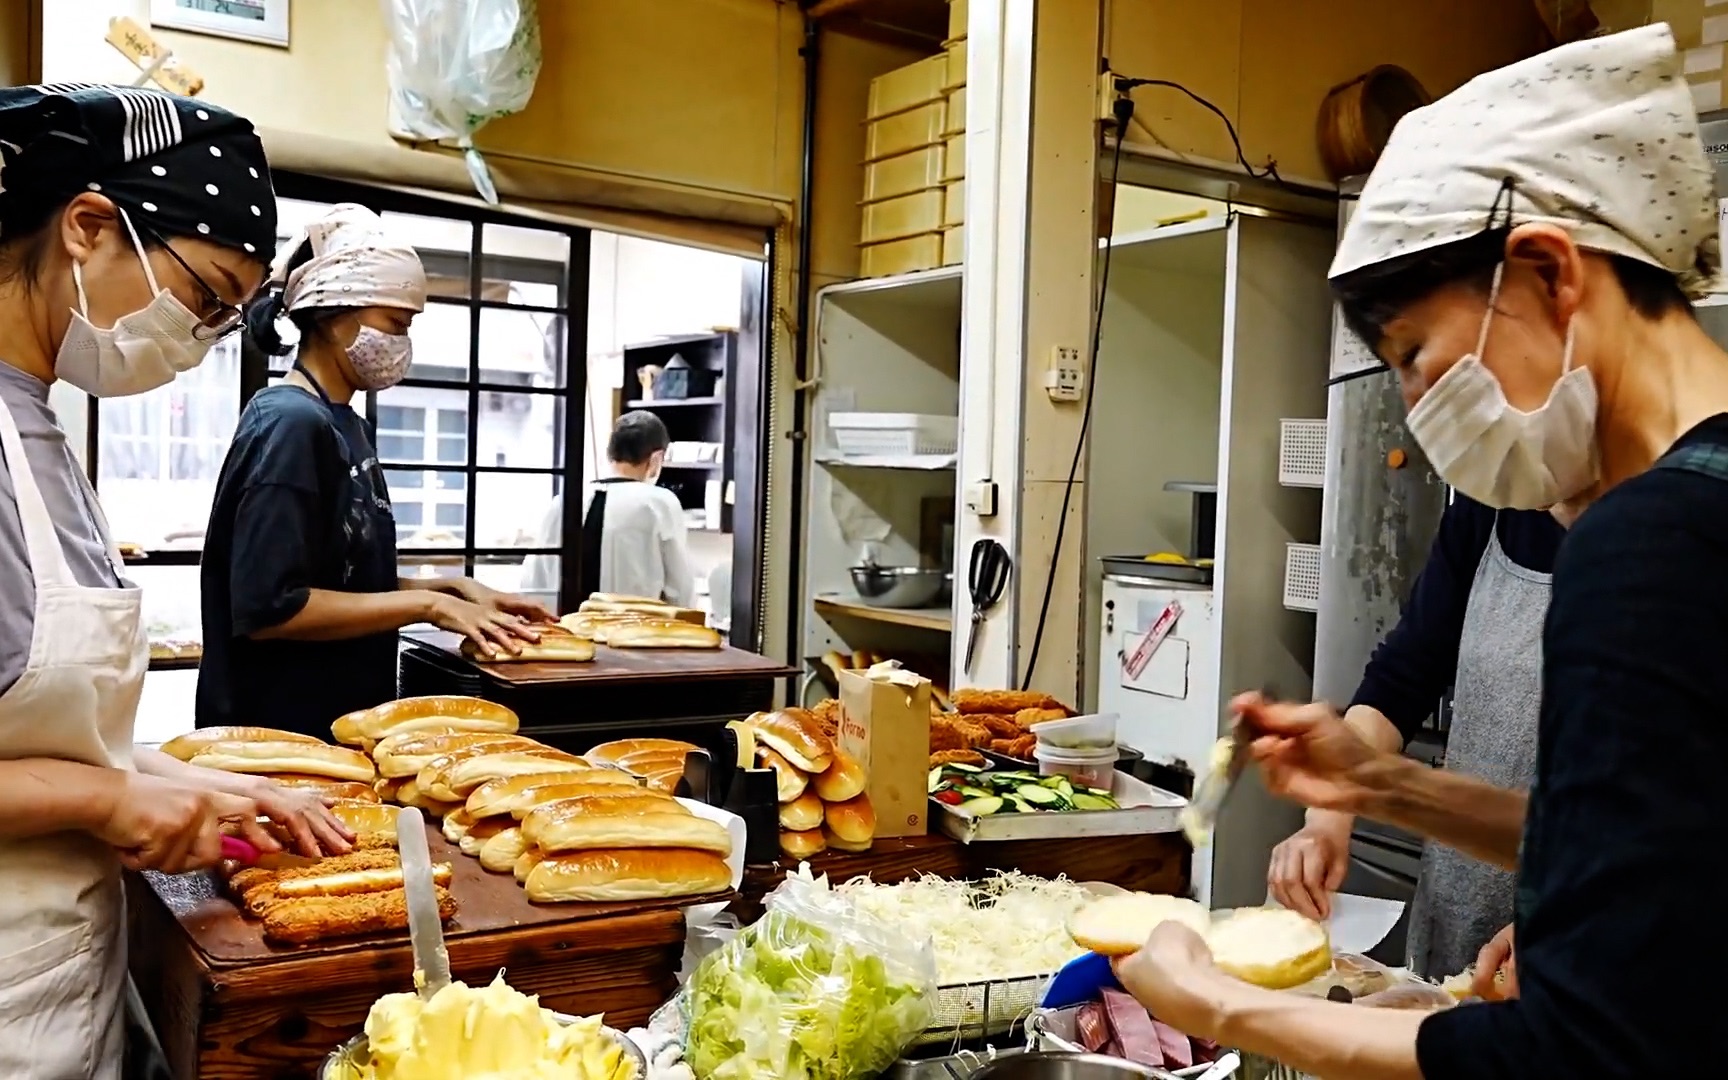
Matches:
[679,872,938,1080]
[380,0,543,204]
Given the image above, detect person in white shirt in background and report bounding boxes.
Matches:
[523,411,695,609]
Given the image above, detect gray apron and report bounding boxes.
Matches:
[1404,522,1548,980]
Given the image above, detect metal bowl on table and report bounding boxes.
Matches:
[968,1051,1188,1080]
[321,1018,646,1079]
[850,565,948,609]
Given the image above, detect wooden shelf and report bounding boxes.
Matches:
[626,396,724,408]
[813,595,951,633]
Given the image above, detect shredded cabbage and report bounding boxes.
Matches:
[836,871,1094,985]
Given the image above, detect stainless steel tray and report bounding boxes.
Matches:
[931,769,1186,843]
[320,1017,645,1079]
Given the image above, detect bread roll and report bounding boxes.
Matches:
[190,742,376,783]
[479,826,530,873]
[276,862,452,899]
[415,743,565,800]
[586,593,666,606]
[812,749,865,802]
[503,781,671,820]
[328,799,401,836]
[397,778,460,817]
[462,627,596,663]
[374,777,406,802]
[779,828,826,860]
[524,849,731,903]
[265,776,381,803]
[1068,893,1212,957]
[433,752,592,803]
[779,790,824,832]
[585,738,698,767]
[580,599,708,626]
[520,794,693,848]
[604,620,723,649]
[1205,907,1333,990]
[514,848,545,884]
[441,810,470,844]
[331,710,366,747]
[558,612,647,642]
[458,816,509,857]
[351,696,520,742]
[160,727,324,761]
[528,809,731,857]
[374,732,535,779]
[753,710,834,773]
[643,766,685,794]
[370,724,473,756]
[823,793,875,845]
[615,748,690,774]
[822,825,871,854]
[465,772,643,817]
[757,746,807,803]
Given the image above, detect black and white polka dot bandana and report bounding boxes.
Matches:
[1332,24,1721,299]
[0,84,277,261]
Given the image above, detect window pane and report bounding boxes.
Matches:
[377,434,422,463]
[378,405,425,432]
[383,466,424,490]
[435,435,466,463]
[435,503,465,527]
[478,391,561,471]
[400,555,465,587]
[436,411,467,435]
[482,224,570,311]
[478,308,563,389]
[137,669,198,746]
[404,301,473,382]
[384,213,472,302]
[477,554,558,612]
[98,337,241,548]
[475,472,558,549]
[136,564,203,643]
[394,503,424,527]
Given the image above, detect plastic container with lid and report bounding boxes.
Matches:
[1032,742,1119,790]
[1029,712,1118,751]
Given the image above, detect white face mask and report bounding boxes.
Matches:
[1405,265,1600,510]
[345,325,413,391]
[56,210,214,398]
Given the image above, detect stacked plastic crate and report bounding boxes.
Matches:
[857,0,967,278]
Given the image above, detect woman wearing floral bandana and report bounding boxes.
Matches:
[1113,25,1728,1079]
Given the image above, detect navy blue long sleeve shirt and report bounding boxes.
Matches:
[1415,413,1728,1078]
[1348,496,1567,743]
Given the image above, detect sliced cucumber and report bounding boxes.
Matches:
[928,767,945,793]
[958,784,993,799]
[1008,795,1036,813]
[1038,775,1066,789]
[1054,778,1075,799]
[993,771,1040,783]
[1016,784,1061,806]
[1071,792,1117,811]
[946,762,985,774]
[1085,786,1113,797]
[960,795,1004,816]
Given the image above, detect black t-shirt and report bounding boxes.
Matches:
[1415,413,1728,1078]
[195,385,400,737]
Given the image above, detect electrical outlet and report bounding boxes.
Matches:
[965,481,998,517]
[1098,69,1124,123]
[1046,345,1084,402]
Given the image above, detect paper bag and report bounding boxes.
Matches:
[838,664,931,838]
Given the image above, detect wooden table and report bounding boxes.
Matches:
[731,830,1190,921]
[129,828,725,1080]
[397,629,799,740]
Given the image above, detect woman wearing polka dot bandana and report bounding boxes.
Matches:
[1111,25,1728,1079]
[0,85,352,1079]
[196,204,552,739]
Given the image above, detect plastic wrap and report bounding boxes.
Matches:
[380,0,543,203]
[1354,982,1459,1011]
[680,873,937,1080]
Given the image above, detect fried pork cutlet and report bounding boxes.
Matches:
[262,885,457,946]
[1013,706,1068,731]
[928,716,975,753]
[929,749,987,768]
[976,713,1021,740]
[989,734,1038,761]
[232,848,401,912]
[953,688,1066,715]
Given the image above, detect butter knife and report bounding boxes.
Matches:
[1179,715,1254,847]
[395,807,450,998]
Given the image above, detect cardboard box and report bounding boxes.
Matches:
[838,665,932,838]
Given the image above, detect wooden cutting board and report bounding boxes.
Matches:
[404,627,798,687]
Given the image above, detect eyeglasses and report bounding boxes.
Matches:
[141,227,245,341]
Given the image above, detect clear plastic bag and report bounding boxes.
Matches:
[679,873,938,1080]
[1354,981,1459,1011]
[380,0,543,202]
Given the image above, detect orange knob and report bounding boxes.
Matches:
[1387,448,1408,469]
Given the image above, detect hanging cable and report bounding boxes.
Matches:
[1112,76,1293,189]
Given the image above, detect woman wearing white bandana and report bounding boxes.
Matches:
[1111,25,1728,1078]
[196,205,551,738]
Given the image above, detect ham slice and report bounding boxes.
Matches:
[1151,1019,1193,1069]
[1102,988,1165,1067]
[1076,1001,1110,1053]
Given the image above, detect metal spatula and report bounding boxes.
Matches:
[396,807,450,997]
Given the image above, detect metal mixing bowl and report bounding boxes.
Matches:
[968,1051,1184,1080]
[850,565,948,608]
[321,1018,645,1079]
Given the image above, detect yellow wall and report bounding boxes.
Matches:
[1106,0,1550,182]
[0,0,36,87]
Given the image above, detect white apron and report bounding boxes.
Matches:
[0,394,144,1080]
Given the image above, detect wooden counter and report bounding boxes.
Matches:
[129,828,723,1080]
[731,830,1190,921]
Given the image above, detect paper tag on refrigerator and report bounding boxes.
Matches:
[1124,600,1181,679]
